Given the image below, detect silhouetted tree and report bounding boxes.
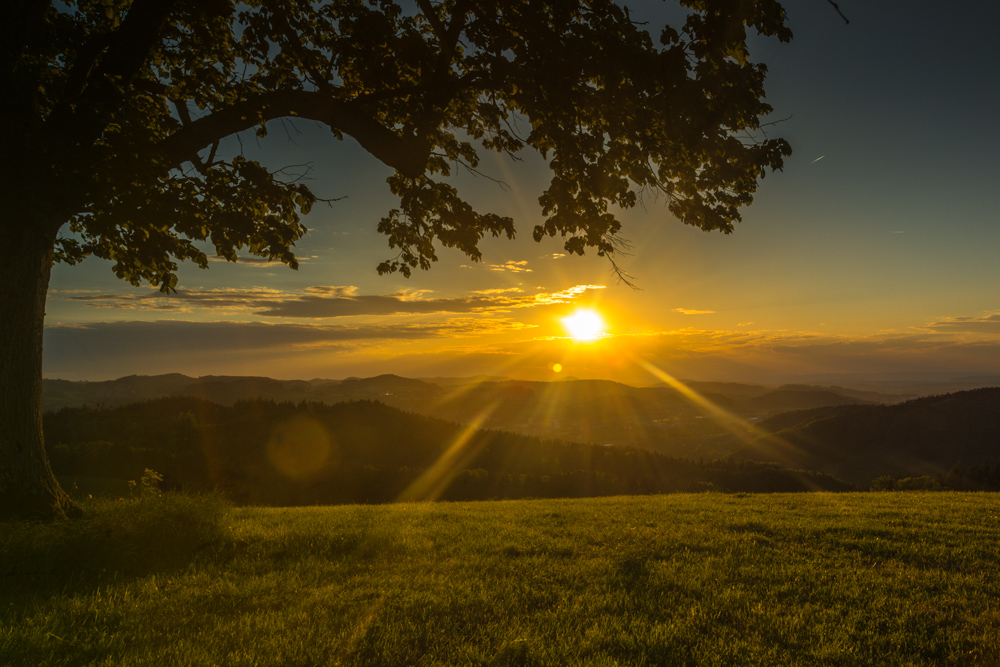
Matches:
[2,0,792,519]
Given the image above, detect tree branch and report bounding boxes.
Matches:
[415,0,447,39]
[172,98,193,126]
[157,90,432,178]
[96,0,179,85]
[411,0,473,137]
[826,0,850,25]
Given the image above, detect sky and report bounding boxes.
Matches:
[44,0,1000,385]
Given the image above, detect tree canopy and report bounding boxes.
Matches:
[9,0,790,285]
[1,0,792,519]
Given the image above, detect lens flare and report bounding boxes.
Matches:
[266,415,332,479]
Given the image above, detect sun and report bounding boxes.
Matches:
[562,309,606,341]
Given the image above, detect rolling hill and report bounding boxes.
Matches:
[43,397,851,505]
[42,373,887,459]
[730,388,1000,484]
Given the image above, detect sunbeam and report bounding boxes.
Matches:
[397,403,499,501]
[628,355,827,491]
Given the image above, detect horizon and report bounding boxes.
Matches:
[41,369,1000,395]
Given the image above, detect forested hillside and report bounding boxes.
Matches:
[732,388,1000,484]
[44,398,851,505]
[42,374,887,460]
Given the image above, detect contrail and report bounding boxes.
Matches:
[810,155,825,164]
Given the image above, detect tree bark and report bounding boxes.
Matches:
[0,220,82,520]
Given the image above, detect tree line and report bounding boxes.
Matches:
[871,463,1000,492]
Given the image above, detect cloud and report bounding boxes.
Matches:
[489,260,533,273]
[62,284,605,319]
[527,284,605,306]
[627,327,1000,374]
[252,294,479,318]
[920,313,1000,334]
[673,308,716,315]
[44,317,534,359]
[207,255,285,267]
[471,287,525,295]
[65,287,289,312]
[303,286,360,297]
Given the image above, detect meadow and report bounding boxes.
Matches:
[3,492,999,666]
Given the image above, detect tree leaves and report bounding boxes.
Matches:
[377,174,515,276]
[12,0,792,289]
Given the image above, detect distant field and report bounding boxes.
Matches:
[3,492,999,666]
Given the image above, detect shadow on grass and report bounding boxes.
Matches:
[0,493,230,601]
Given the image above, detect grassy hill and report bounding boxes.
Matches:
[3,492,999,666]
[732,388,1000,484]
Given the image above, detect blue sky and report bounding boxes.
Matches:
[44,0,1000,384]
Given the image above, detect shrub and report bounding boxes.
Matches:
[0,492,230,594]
[895,476,942,491]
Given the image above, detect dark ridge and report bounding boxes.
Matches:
[730,387,1000,485]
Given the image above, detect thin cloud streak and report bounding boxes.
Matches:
[45,318,533,350]
[61,284,605,318]
[920,313,1000,334]
[488,260,533,273]
[206,255,285,267]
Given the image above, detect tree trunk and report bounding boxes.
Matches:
[0,221,82,520]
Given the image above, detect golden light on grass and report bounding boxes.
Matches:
[562,308,606,341]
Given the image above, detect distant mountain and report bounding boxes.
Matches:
[339,374,439,394]
[678,381,773,400]
[787,373,1000,399]
[42,373,199,411]
[745,387,870,413]
[40,373,438,411]
[683,381,910,405]
[730,388,1000,485]
[414,375,513,387]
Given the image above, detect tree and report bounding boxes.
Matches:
[1,0,792,520]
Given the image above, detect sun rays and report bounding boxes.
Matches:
[399,328,827,501]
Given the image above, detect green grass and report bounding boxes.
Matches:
[3,492,999,666]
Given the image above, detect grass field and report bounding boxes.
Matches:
[3,492,999,666]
